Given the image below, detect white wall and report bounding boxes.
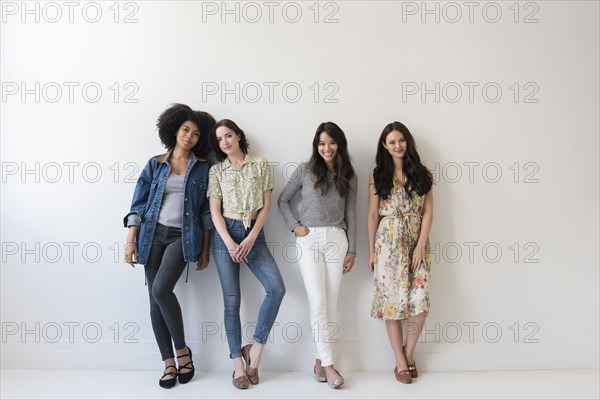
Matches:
[1,1,598,372]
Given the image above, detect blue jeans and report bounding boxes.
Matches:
[213,217,286,359]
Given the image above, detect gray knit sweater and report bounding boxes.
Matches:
[277,162,357,256]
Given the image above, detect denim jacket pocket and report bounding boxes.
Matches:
[143,181,159,215]
[192,178,208,190]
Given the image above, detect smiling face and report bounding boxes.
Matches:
[215,125,241,156]
[175,120,200,151]
[383,130,407,160]
[317,131,338,166]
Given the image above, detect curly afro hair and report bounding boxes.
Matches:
[156,103,216,159]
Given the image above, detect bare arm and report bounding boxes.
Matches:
[251,190,271,237]
[412,188,434,271]
[124,225,138,267]
[235,190,272,262]
[367,174,381,272]
[197,229,211,270]
[209,197,240,262]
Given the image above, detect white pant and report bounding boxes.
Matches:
[296,226,348,366]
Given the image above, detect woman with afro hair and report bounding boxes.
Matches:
[123,103,215,388]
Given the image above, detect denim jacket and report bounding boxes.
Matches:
[123,151,213,265]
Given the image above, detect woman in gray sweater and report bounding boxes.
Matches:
[278,121,357,389]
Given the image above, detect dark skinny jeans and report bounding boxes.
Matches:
[145,223,187,360]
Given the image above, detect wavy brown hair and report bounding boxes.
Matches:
[209,119,250,162]
[373,121,433,200]
[309,121,355,197]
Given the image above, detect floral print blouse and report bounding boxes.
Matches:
[207,155,273,229]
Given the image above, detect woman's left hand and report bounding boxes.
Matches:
[197,250,209,270]
[411,242,426,273]
[342,255,355,274]
[235,234,256,263]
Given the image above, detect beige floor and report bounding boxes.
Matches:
[1,369,598,399]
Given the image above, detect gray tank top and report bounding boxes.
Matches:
[158,174,185,228]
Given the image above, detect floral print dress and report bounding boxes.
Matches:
[371,179,431,320]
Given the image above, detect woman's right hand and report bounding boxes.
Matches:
[293,225,310,237]
[125,242,138,267]
[368,253,375,272]
[226,240,242,263]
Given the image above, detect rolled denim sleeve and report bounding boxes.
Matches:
[124,212,141,227]
[123,158,154,228]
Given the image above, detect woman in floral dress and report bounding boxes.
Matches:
[367,121,434,384]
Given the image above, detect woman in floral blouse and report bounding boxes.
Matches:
[367,121,434,384]
[207,119,285,390]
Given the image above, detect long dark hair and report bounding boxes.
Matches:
[309,121,355,197]
[209,119,250,162]
[373,121,433,200]
[156,103,215,159]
